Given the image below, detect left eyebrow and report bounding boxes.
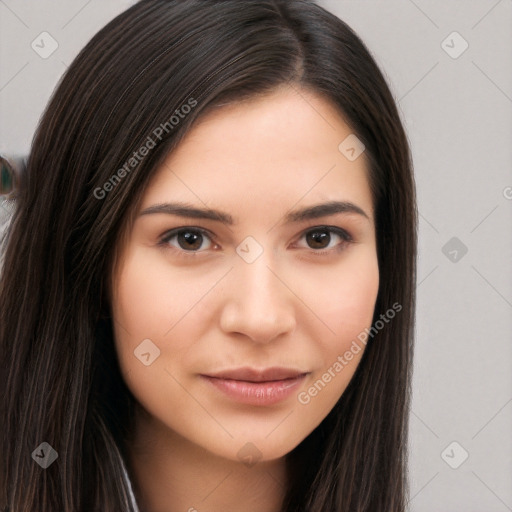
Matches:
[137,200,370,224]
[284,200,370,223]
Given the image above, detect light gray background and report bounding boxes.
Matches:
[1,1,511,510]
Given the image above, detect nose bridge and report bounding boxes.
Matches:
[220,240,296,342]
[238,251,281,303]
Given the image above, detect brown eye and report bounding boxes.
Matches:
[159,228,214,252]
[306,229,332,249]
[298,226,353,254]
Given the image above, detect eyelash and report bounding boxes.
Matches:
[157,225,354,259]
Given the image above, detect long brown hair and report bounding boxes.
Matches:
[0,1,417,510]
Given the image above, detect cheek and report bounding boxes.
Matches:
[303,250,380,348]
[110,248,214,390]
[112,254,167,337]
[335,259,380,340]
[110,250,173,387]
[111,247,205,344]
[110,253,191,417]
[298,251,379,405]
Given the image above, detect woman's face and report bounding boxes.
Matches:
[111,87,379,463]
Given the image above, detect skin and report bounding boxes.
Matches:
[110,86,379,512]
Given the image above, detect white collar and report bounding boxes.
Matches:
[119,451,141,512]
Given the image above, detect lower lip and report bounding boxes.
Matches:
[201,374,307,406]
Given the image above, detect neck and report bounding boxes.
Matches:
[126,406,287,512]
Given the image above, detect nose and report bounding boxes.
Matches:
[219,250,296,344]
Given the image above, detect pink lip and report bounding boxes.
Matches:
[200,367,309,406]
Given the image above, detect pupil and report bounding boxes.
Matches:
[307,230,329,249]
[179,231,201,250]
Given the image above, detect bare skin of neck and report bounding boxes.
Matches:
[126,406,287,512]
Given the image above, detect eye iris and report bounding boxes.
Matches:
[178,231,202,250]
[307,230,330,249]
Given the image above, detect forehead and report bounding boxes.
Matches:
[138,87,373,222]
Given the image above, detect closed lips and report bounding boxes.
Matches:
[202,367,309,382]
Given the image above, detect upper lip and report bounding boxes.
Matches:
[203,367,308,382]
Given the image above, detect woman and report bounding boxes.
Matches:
[0,0,417,510]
